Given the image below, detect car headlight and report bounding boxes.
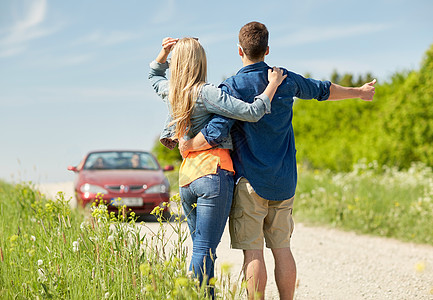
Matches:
[145,184,167,194]
[80,183,108,194]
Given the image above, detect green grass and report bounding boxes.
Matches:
[2,160,431,298]
[296,160,433,245]
[0,182,242,299]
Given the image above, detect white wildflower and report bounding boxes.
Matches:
[30,235,36,242]
[105,292,110,299]
[107,235,114,243]
[37,259,43,266]
[38,269,47,282]
[72,240,79,252]
[80,222,87,230]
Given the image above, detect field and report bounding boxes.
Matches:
[1,161,433,298]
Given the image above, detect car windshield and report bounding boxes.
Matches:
[83,151,160,170]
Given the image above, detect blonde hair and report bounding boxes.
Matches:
[169,38,207,139]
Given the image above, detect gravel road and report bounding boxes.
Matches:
[38,182,433,299]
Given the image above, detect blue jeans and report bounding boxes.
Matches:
[180,168,234,286]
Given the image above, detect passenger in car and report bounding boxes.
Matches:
[130,153,141,169]
[91,157,105,169]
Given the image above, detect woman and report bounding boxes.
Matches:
[149,37,286,293]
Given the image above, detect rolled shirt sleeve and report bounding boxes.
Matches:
[291,72,331,101]
[200,115,235,147]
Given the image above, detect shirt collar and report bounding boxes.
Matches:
[236,61,269,75]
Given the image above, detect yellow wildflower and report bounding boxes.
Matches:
[10,235,18,243]
[220,262,233,275]
[139,263,151,275]
[415,261,425,272]
[175,277,189,287]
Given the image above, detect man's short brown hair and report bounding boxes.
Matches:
[238,21,269,60]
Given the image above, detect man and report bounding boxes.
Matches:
[180,21,375,300]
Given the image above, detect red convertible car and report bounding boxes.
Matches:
[68,150,174,215]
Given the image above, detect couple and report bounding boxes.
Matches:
[149,21,376,300]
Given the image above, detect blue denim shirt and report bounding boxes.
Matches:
[200,61,331,200]
[148,60,271,149]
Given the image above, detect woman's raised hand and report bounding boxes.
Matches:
[262,67,287,102]
[162,37,179,54]
[156,37,179,64]
[268,67,287,86]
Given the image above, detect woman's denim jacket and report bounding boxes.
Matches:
[149,60,271,150]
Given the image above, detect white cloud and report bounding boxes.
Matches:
[273,23,392,47]
[52,53,94,67]
[199,32,234,46]
[72,30,141,47]
[37,85,150,102]
[0,46,25,57]
[103,31,141,45]
[71,86,147,98]
[16,51,94,68]
[0,0,60,57]
[13,0,47,32]
[283,57,378,80]
[0,85,154,107]
[1,26,57,46]
[150,0,175,25]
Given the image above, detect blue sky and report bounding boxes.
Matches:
[1,0,432,184]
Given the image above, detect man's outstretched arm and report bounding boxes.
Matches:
[328,79,376,101]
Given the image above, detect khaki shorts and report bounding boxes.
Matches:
[229,178,295,250]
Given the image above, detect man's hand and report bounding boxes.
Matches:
[359,79,377,101]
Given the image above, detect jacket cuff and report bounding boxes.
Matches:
[160,137,178,150]
[256,93,272,114]
[149,60,169,71]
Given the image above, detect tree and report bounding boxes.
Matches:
[330,69,340,84]
[378,44,433,167]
